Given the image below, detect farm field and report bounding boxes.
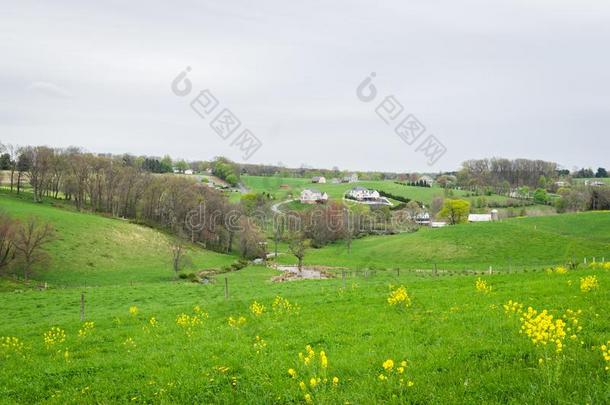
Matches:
[276,211,610,271]
[1,188,609,404]
[1,261,609,403]
[241,175,532,208]
[573,178,610,185]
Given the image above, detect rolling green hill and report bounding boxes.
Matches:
[279,211,610,271]
[0,192,235,287]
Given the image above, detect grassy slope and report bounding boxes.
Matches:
[0,192,235,287]
[279,212,610,270]
[0,267,608,403]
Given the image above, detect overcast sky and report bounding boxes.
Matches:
[1,1,609,172]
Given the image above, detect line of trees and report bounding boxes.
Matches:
[0,144,266,258]
[457,158,558,191]
[572,167,607,178]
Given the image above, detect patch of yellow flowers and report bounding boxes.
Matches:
[290,345,338,403]
[253,335,267,354]
[601,341,610,371]
[588,262,610,270]
[378,358,414,388]
[546,266,568,274]
[475,278,492,293]
[562,309,583,343]
[272,296,299,315]
[503,300,523,316]
[1,336,25,358]
[580,275,599,292]
[249,301,266,317]
[78,321,95,338]
[128,306,139,316]
[387,285,412,307]
[176,313,203,337]
[228,316,247,329]
[520,307,567,354]
[123,337,136,351]
[193,305,209,318]
[43,327,66,349]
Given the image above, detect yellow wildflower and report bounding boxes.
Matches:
[43,327,66,348]
[249,301,266,317]
[78,321,95,338]
[387,285,411,307]
[475,278,492,293]
[580,275,599,292]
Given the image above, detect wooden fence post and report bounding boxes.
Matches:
[80,292,85,322]
[224,277,229,299]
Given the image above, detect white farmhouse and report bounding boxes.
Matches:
[300,189,328,204]
[585,179,605,187]
[311,176,326,184]
[346,186,380,201]
[468,214,492,222]
[468,210,498,222]
[418,175,434,186]
[342,173,359,183]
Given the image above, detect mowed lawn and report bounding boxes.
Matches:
[0,266,609,403]
[0,192,236,287]
[279,211,610,271]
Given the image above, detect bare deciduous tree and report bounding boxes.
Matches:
[288,233,310,274]
[0,211,17,272]
[171,240,192,278]
[13,217,55,281]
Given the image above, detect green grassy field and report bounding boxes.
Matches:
[1,192,610,403]
[276,211,610,271]
[1,265,609,403]
[0,192,236,287]
[572,177,610,184]
[241,175,534,209]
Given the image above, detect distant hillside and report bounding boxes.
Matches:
[0,192,235,287]
[288,211,610,270]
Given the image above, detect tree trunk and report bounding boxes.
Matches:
[9,169,14,192]
[227,232,234,253]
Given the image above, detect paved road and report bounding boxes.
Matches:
[271,199,296,213]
